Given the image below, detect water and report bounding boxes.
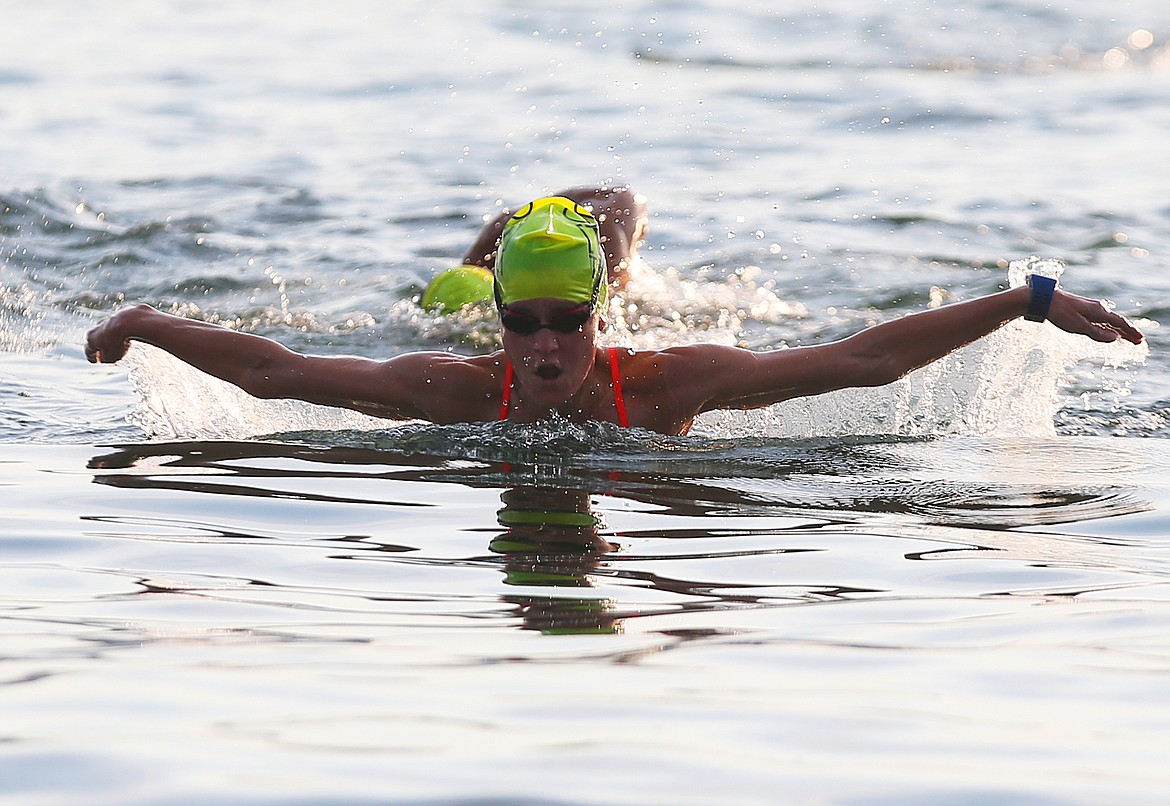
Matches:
[2,2,1169,803]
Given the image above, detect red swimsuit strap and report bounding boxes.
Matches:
[609,347,630,428]
[498,360,514,421]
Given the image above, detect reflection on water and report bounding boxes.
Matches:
[4,433,1168,805]
[83,430,1167,639]
[492,486,621,634]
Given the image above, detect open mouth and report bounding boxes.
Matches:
[535,364,563,381]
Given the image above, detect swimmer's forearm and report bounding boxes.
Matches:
[85,304,301,395]
[844,287,1031,384]
[846,285,1142,385]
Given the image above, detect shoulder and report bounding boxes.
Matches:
[610,344,756,429]
[375,350,508,423]
[613,342,828,419]
[385,350,508,394]
[389,350,503,377]
[616,343,758,382]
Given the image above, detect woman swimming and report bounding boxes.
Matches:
[85,188,1144,436]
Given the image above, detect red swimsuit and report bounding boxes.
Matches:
[498,346,630,427]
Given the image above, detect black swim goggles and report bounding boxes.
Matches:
[499,303,594,336]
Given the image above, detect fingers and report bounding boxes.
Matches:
[1085,323,1121,343]
[1108,313,1145,344]
[85,344,112,364]
[1087,304,1144,345]
[1050,292,1145,345]
[84,327,126,364]
[84,332,101,363]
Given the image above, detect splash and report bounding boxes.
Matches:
[0,278,46,352]
[602,257,807,349]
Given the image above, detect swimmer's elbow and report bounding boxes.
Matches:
[236,350,305,400]
[849,352,915,389]
[873,359,912,387]
[237,366,287,400]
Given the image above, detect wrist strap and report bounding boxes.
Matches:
[1024,274,1057,322]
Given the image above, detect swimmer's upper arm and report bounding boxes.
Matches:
[677,301,1022,413]
[247,351,493,422]
[660,340,889,414]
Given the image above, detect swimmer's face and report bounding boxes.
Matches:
[500,298,600,407]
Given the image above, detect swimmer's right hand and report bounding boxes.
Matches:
[84,304,150,364]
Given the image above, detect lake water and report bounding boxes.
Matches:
[2,2,1169,804]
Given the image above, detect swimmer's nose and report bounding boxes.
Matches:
[531,326,558,352]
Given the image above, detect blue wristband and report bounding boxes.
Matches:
[1024,274,1057,322]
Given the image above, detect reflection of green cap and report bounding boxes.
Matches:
[497,508,600,529]
[493,196,607,310]
[421,265,494,312]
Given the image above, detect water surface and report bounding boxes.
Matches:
[2,2,1169,803]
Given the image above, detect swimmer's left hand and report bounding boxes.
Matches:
[1047,290,1145,344]
[84,305,141,364]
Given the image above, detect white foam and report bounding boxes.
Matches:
[601,257,806,349]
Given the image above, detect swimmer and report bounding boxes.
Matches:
[421,185,647,311]
[86,189,1145,436]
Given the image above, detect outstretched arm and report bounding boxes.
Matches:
[84,304,496,422]
[86,304,297,387]
[831,285,1143,387]
[683,285,1144,413]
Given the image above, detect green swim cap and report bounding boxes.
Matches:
[493,196,607,310]
[421,265,494,312]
